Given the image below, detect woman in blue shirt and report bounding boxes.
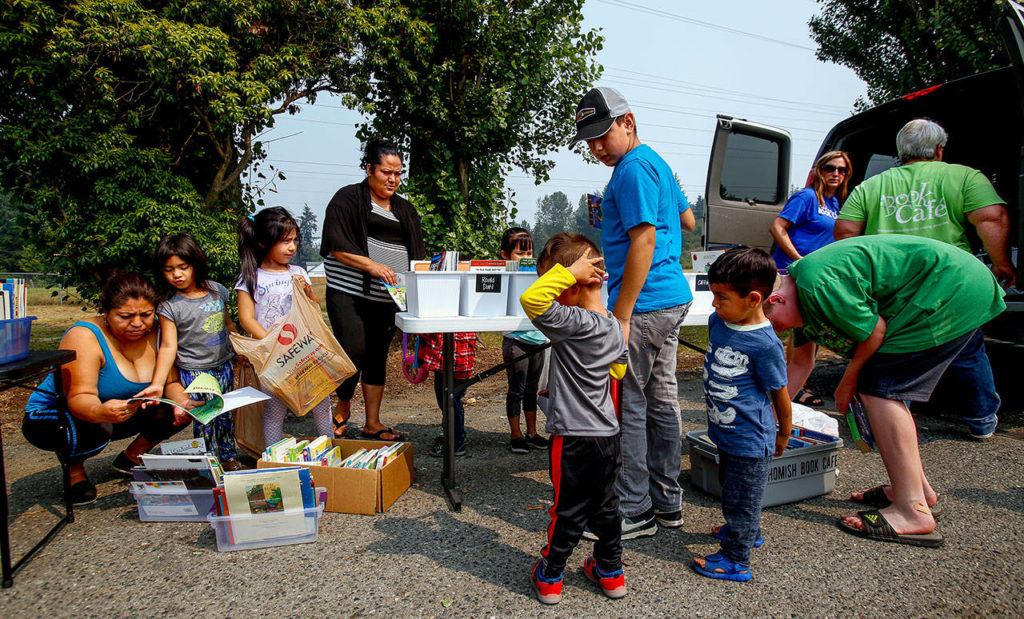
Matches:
[768,150,852,406]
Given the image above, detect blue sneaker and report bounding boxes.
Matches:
[692,553,752,582]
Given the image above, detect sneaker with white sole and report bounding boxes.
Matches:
[582,555,626,599]
[654,509,683,528]
[530,559,563,604]
[510,436,529,454]
[584,508,658,541]
[621,508,657,539]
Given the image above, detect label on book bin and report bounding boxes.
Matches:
[475,274,501,293]
[694,274,710,292]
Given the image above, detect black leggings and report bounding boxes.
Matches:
[326,288,397,401]
[23,404,186,465]
[503,337,545,419]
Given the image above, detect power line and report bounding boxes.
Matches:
[596,0,817,52]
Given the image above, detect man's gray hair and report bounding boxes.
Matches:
[896,119,948,163]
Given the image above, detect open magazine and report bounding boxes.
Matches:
[128,372,270,425]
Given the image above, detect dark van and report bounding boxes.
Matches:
[704,0,1024,345]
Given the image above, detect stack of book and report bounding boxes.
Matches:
[338,443,404,469]
[263,436,342,466]
[128,446,224,521]
[1,278,27,320]
[429,251,460,271]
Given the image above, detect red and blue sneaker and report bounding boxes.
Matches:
[582,555,626,599]
[530,559,563,604]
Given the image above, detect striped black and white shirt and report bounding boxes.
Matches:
[325,202,409,302]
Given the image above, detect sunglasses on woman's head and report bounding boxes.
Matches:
[822,164,848,174]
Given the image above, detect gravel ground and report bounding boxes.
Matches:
[2,354,1024,616]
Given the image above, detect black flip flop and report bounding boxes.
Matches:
[333,416,348,438]
[360,427,406,442]
[851,485,942,518]
[837,510,944,548]
[794,388,824,406]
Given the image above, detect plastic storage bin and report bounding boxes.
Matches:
[686,429,842,507]
[0,316,36,365]
[130,486,216,522]
[208,500,325,552]
[405,272,462,317]
[459,272,510,317]
[506,272,538,317]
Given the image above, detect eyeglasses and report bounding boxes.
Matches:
[822,164,848,174]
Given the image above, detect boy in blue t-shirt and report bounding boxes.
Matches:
[696,247,792,582]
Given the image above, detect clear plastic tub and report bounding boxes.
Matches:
[207,498,325,552]
[0,317,36,365]
[130,486,215,522]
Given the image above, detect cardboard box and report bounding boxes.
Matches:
[257,439,414,515]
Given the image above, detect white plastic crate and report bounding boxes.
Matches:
[207,500,326,552]
[506,272,538,317]
[686,429,842,507]
[459,272,510,317]
[404,272,461,317]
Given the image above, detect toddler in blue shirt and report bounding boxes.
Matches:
[695,247,792,582]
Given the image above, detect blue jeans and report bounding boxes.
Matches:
[617,303,689,517]
[941,329,1000,436]
[433,371,466,446]
[718,451,771,566]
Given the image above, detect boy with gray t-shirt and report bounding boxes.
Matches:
[521,233,628,605]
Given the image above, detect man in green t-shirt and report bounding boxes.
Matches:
[834,119,1012,442]
[765,235,1005,548]
[835,119,1014,287]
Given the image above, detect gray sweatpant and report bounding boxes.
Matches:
[616,303,689,518]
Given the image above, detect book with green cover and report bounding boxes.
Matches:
[128,373,270,425]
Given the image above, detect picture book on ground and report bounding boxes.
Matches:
[222,467,312,543]
[128,372,269,425]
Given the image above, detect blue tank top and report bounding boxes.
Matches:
[25,321,151,413]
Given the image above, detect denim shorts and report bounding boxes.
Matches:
[857,330,974,401]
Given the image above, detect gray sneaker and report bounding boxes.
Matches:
[621,508,658,540]
[654,509,683,528]
[583,509,658,541]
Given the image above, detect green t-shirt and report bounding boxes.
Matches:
[838,161,1004,251]
[786,235,1005,356]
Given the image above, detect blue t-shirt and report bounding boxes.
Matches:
[703,314,787,458]
[601,144,693,312]
[772,188,839,271]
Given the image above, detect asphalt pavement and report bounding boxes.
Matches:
[2,357,1023,616]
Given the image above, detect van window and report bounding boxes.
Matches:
[719,133,782,204]
[863,154,899,180]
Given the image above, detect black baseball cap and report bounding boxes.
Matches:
[569,87,631,146]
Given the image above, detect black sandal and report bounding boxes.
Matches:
[794,388,824,406]
[333,415,349,438]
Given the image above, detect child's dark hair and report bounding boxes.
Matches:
[237,207,300,295]
[360,137,403,169]
[706,246,777,298]
[99,270,159,313]
[500,227,533,257]
[537,232,601,282]
[154,233,210,299]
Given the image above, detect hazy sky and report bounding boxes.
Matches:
[256,0,867,236]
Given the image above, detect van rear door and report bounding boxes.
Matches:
[704,115,791,251]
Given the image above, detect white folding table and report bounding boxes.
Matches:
[394,272,714,511]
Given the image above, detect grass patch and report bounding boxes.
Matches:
[28,286,84,306]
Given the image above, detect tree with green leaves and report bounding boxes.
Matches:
[809,0,1009,108]
[349,0,602,258]
[296,204,321,265]
[531,191,575,250]
[0,0,373,299]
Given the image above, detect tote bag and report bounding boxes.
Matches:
[230,282,356,416]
